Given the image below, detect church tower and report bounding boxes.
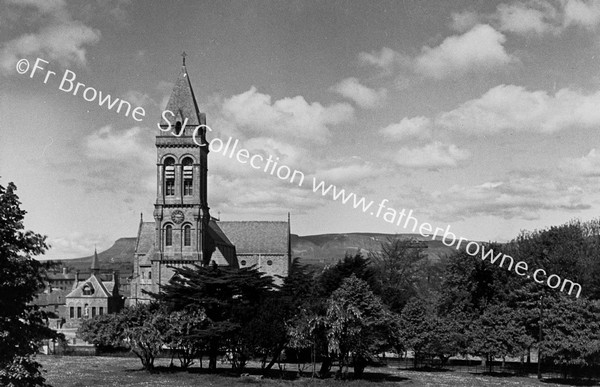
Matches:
[152,54,213,290]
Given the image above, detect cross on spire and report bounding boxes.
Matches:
[181,51,187,66]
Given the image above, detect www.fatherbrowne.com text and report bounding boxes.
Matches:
[157,113,582,298]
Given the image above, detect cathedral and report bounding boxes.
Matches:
[130,58,291,303]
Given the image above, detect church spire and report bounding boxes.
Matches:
[91,247,100,275]
[162,52,202,126]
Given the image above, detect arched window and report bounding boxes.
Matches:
[184,224,191,246]
[182,157,193,196]
[175,121,182,135]
[165,225,173,246]
[164,157,175,196]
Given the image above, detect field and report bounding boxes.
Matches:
[39,355,591,387]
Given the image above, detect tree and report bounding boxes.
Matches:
[78,304,166,371]
[399,297,435,368]
[163,308,208,369]
[370,237,429,313]
[152,263,274,371]
[468,304,532,373]
[0,181,58,387]
[318,253,376,296]
[541,296,600,370]
[324,275,398,379]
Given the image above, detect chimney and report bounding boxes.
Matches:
[112,271,119,297]
[62,267,67,275]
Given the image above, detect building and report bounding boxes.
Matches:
[64,250,124,325]
[131,57,290,303]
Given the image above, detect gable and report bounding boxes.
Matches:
[66,274,113,299]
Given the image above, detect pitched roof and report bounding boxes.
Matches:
[163,64,202,126]
[217,221,289,255]
[66,274,115,298]
[91,248,100,271]
[135,222,155,256]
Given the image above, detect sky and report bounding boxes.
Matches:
[2,0,600,260]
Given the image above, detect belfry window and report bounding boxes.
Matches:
[184,225,191,246]
[182,157,193,196]
[165,225,173,247]
[164,157,175,196]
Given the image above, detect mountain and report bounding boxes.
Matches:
[50,233,457,274]
[292,233,456,267]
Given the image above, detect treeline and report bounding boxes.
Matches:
[79,218,600,379]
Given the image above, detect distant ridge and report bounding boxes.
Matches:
[51,233,456,274]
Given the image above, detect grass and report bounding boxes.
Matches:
[39,355,595,387]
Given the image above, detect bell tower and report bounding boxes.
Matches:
[152,54,213,290]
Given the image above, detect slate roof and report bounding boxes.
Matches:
[163,65,202,126]
[135,222,155,255]
[217,221,289,255]
[66,274,116,298]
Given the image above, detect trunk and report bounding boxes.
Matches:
[413,351,418,369]
[488,354,493,373]
[319,356,332,378]
[208,341,218,370]
[265,342,286,370]
[353,355,367,379]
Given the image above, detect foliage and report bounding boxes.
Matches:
[318,253,376,296]
[162,308,208,368]
[541,296,600,366]
[78,304,166,371]
[0,181,58,387]
[152,262,274,370]
[324,275,398,379]
[369,237,429,313]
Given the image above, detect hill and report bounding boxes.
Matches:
[51,233,457,274]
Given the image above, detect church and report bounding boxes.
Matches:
[130,57,291,304]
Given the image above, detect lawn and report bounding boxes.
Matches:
[39,355,594,387]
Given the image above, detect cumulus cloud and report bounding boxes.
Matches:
[563,0,600,29]
[313,163,382,185]
[430,174,590,221]
[380,116,432,140]
[561,149,600,177]
[0,0,100,74]
[331,77,387,109]
[395,142,470,169]
[496,2,557,34]
[47,232,114,260]
[450,10,481,32]
[358,47,404,74]
[85,126,153,162]
[436,84,600,134]
[414,24,515,79]
[221,86,354,143]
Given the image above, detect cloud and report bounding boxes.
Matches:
[331,77,387,109]
[221,86,354,143]
[121,91,157,109]
[358,47,404,74]
[430,174,590,221]
[313,163,382,185]
[436,84,600,134]
[496,2,558,35]
[380,116,432,140]
[561,149,600,177]
[0,0,100,74]
[450,10,481,32]
[85,126,154,162]
[563,0,600,29]
[47,231,114,260]
[414,24,515,79]
[395,142,470,169]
